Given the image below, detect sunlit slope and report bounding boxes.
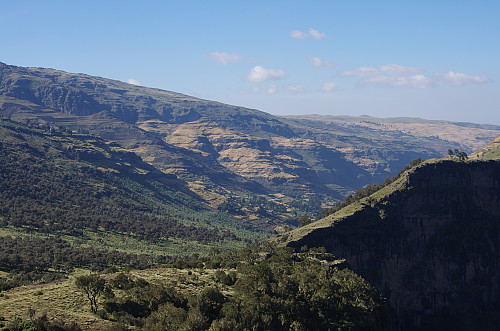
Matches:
[470,134,500,160]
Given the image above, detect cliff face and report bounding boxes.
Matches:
[286,159,500,329]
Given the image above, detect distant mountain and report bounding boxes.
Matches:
[1,61,499,227]
[282,151,500,329]
[282,114,499,157]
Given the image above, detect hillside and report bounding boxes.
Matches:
[1,62,499,225]
[0,119,263,256]
[470,135,500,160]
[281,152,500,330]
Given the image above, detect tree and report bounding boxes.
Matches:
[449,149,468,161]
[298,215,313,227]
[75,274,106,313]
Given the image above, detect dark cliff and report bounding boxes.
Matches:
[285,158,500,330]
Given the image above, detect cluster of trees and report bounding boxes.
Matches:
[286,191,323,214]
[0,236,172,292]
[77,246,389,330]
[448,149,468,160]
[0,120,239,244]
[218,195,287,216]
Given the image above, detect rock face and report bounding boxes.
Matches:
[286,159,500,329]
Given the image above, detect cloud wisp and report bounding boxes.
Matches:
[321,82,339,92]
[209,51,242,65]
[308,57,334,68]
[362,74,434,88]
[247,66,287,82]
[380,64,424,75]
[286,84,307,93]
[339,64,490,88]
[290,30,308,40]
[290,28,329,40]
[127,78,145,86]
[266,85,278,94]
[308,28,328,40]
[435,71,490,86]
[339,66,384,77]
[244,85,279,95]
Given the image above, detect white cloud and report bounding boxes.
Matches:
[290,30,308,39]
[321,82,339,92]
[247,66,287,82]
[127,78,144,86]
[340,64,423,77]
[339,66,379,77]
[308,28,328,40]
[243,85,278,94]
[290,28,328,40]
[308,57,334,68]
[380,64,424,75]
[339,64,490,89]
[360,71,489,89]
[434,71,490,86]
[362,74,435,88]
[208,51,242,65]
[286,84,307,93]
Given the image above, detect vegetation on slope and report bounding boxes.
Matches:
[0,119,266,256]
[0,236,173,293]
[470,135,500,160]
[0,245,390,331]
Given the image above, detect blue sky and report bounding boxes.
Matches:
[1,1,499,124]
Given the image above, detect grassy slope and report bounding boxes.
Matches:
[470,135,500,160]
[0,268,219,330]
[279,156,450,244]
[0,276,112,330]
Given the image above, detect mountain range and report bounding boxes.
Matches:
[1,62,499,229]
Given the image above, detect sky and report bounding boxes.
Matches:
[1,0,499,125]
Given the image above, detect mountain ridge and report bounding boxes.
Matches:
[2,61,499,227]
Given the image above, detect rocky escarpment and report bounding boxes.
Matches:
[285,159,500,330]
